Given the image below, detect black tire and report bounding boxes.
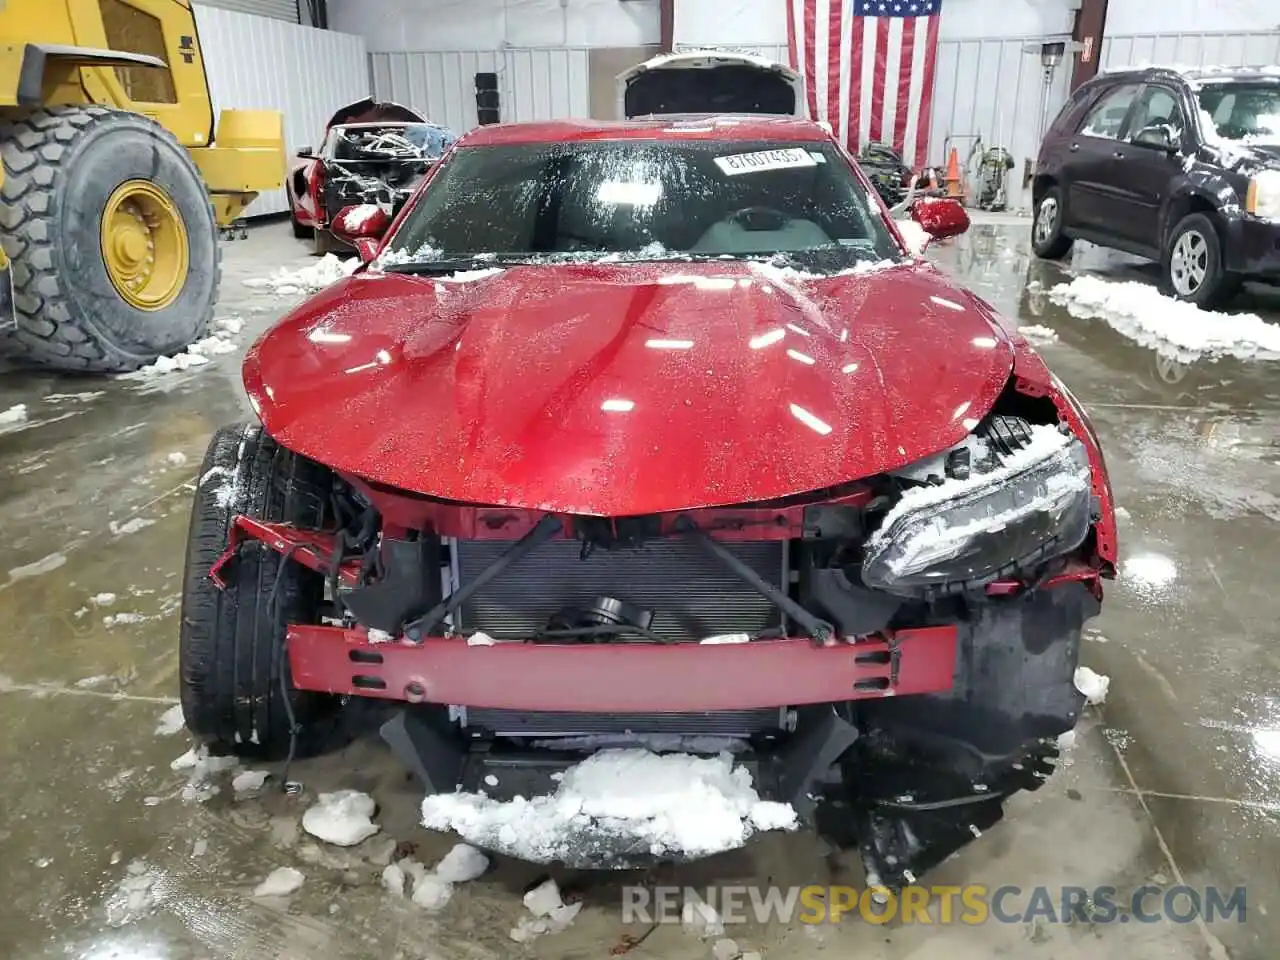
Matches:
[0,106,220,372]
[313,227,336,256]
[179,422,335,759]
[1031,185,1073,260]
[1161,212,1230,308]
[291,211,312,240]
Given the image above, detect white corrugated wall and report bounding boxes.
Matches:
[369,49,591,132]
[194,7,370,216]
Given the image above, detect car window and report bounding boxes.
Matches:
[1196,83,1280,143]
[1128,86,1185,142]
[382,139,902,273]
[1079,84,1140,140]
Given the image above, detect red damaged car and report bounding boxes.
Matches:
[179,114,1117,885]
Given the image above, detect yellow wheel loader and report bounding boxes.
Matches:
[0,0,285,372]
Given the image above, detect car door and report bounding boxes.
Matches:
[1063,82,1142,232]
[1108,84,1189,250]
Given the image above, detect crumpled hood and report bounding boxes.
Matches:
[244,261,1015,515]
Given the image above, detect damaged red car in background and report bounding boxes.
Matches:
[286,97,457,253]
[179,113,1118,888]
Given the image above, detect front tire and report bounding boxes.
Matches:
[179,423,335,759]
[1031,186,1073,260]
[291,211,312,239]
[0,106,220,372]
[1162,212,1231,308]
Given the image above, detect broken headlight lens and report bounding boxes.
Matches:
[861,437,1093,595]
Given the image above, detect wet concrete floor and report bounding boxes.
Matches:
[0,217,1276,959]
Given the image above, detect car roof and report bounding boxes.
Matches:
[455,115,830,147]
[1097,64,1280,86]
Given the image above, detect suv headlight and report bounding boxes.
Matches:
[862,433,1093,595]
[1246,170,1280,221]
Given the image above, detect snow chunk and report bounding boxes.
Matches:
[0,404,27,426]
[343,203,382,230]
[1049,275,1280,362]
[366,628,394,644]
[74,675,111,689]
[1018,324,1059,344]
[109,517,155,537]
[1057,729,1077,751]
[104,612,150,628]
[511,879,583,941]
[1074,666,1111,705]
[165,452,188,467]
[302,790,380,846]
[253,866,304,898]
[118,320,245,380]
[6,552,67,582]
[381,863,406,897]
[700,633,751,645]
[896,219,930,256]
[232,770,270,794]
[524,878,565,918]
[682,895,726,938]
[154,705,185,736]
[411,873,454,911]
[421,749,797,862]
[245,254,359,295]
[433,843,488,883]
[171,744,238,803]
[92,592,118,606]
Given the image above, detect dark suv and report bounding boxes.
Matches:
[1032,66,1280,307]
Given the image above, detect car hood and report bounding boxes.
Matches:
[244,261,1015,515]
[326,97,425,129]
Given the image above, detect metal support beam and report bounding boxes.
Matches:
[1069,0,1110,92]
[660,0,675,53]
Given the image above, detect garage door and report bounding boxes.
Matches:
[194,0,300,23]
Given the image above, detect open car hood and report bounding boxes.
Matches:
[244,261,1015,516]
[617,51,804,119]
[326,97,425,129]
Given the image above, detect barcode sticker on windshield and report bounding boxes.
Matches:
[714,148,819,176]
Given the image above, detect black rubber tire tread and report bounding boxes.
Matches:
[1031,185,1073,260]
[1161,212,1229,309]
[291,212,312,239]
[179,422,335,759]
[0,106,221,372]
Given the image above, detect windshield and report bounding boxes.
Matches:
[401,124,458,156]
[381,139,901,271]
[1196,83,1280,143]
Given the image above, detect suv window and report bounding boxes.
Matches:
[1196,83,1280,143]
[1079,84,1140,140]
[1128,86,1185,142]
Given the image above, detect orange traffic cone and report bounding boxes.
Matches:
[944,147,963,200]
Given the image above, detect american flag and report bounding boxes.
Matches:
[787,0,942,167]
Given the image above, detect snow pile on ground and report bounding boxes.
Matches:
[682,893,726,938]
[109,517,155,537]
[1017,324,1059,344]
[104,860,166,926]
[510,878,583,942]
[166,452,188,467]
[118,317,246,380]
[1074,666,1111,705]
[1049,275,1280,361]
[92,592,118,607]
[232,770,270,794]
[0,404,26,427]
[171,745,239,802]
[382,842,488,913]
[302,790,380,846]
[154,705,185,736]
[6,552,67,584]
[421,749,798,862]
[253,866,304,898]
[243,254,358,296]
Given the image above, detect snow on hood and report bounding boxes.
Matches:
[1049,275,1280,362]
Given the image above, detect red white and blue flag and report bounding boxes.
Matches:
[787,0,942,167]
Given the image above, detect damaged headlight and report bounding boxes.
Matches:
[862,430,1093,595]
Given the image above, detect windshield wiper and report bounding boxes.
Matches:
[381,257,513,275]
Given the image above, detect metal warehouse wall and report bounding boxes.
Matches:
[195,0,301,23]
[1101,30,1280,70]
[369,49,591,132]
[195,7,370,216]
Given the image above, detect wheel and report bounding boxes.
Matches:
[1031,186,1073,259]
[0,107,220,372]
[1162,212,1231,308]
[313,227,336,256]
[179,422,336,759]
[291,211,312,240]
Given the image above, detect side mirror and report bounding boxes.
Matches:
[909,196,969,245]
[1133,124,1177,152]
[295,145,315,159]
[330,204,391,263]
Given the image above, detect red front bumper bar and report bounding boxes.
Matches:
[287,626,958,712]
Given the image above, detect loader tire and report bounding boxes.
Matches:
[179,423,336,759]
[0,106,221,373]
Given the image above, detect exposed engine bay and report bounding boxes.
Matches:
[325,122,454,217]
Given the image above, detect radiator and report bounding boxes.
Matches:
[454,537,786,641]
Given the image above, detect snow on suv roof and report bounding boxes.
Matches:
[456,115,830,147]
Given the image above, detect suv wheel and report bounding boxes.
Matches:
[1032,187,1073,259]
[1163,213,1234,308]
